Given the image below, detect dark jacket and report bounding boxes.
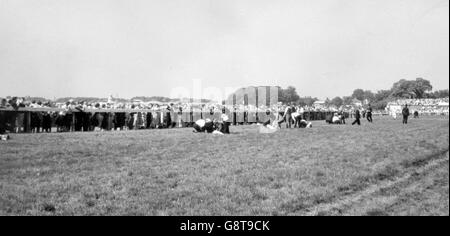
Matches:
[402,107,410,116]
[355,110,361,119]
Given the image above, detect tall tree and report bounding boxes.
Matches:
[330,96,343,107]
[363,90,375,102]
[298,96,318,106]
[374,90,392,102]
[279,86,300,104]
[391,78,432,99]
[342,96,353,105]
[351,89,365,101]
[411,78,433,98]
[367,90,393,110]
[391,79,415,98]
[432,89,449,98]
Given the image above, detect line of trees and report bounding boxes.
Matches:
[279,78,449,110]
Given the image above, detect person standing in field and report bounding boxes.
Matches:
[63,101,75,132]
[352,108,361,125]
[42,110,52,133]
[220,107,230,134]
[402,104,410,124]
[0,98,7,135]
[176,107,182,128]
[146,109,153,129]
[283,103,293,128]
[366,104,373,123]
[164,104,172,128]
[273,108,284,129]
[74,101,86,132]
[339,110,346,124]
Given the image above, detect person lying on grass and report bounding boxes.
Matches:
[298,119,312,128]
[259,119,279,133]
[193,119,214,133]
[193,118,230,135]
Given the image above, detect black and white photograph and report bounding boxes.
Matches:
[0,0,448,220]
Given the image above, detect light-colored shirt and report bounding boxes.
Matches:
[332,116,340,123]
[195,119,206,127]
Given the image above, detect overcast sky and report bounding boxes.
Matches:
[0,0,448,100]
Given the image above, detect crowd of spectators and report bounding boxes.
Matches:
[387,98,449,106]
[0,96,355,134]
[5,95,446,134]
[386,98,449,116]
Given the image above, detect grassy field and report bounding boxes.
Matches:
[0,117,448,216]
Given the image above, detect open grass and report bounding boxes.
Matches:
[0,117,448,215]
